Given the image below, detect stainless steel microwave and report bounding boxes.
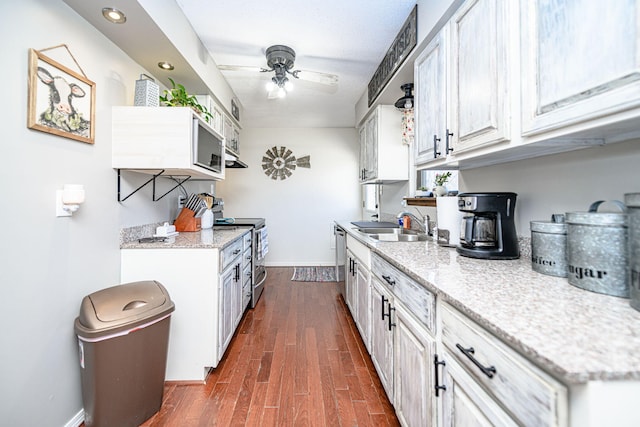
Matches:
[193,117,223,174]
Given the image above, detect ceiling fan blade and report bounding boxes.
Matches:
[292,69,339,86]
[218,64,269,73]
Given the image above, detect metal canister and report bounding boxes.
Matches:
[134,74,159,107]
[530,214,567,277]
[566,201,628,297]
[625,193,640,311]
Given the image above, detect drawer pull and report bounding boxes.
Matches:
[456,344,496,378]
[381,275,395,286]
[387,304,396,331]
[433,354,447,397]
[233,249,241,255]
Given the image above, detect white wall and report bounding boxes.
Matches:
[0,1,188,425]
[216,128,360,266]
[459,139,640,236]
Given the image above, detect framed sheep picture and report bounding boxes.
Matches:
[27,48,95,144]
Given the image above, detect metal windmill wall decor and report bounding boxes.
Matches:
[262,146,310,180]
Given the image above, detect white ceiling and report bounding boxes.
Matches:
[175,0,417,128]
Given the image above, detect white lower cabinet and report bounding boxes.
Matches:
[370,253,437,426]
[370,277,395,398]
[355,261,371,351]
[219,237,244,361]
[345,249,357,316]
[439,302,568,427]
[346,248,372,352]
[440,351,518,426]
[119,232,248,382]
[394,301,437,427]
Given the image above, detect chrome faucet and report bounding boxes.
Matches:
[396,211,431,235]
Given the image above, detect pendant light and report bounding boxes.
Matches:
[395,83,414,111]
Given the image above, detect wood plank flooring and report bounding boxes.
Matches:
[141,267,399,426]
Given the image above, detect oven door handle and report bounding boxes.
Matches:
[255,268,267,287]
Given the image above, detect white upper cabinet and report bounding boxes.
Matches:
[521,0,640,138]
[415,0,511,167]
[223,115,240,156]
[359,105,408,183]
[415,28,449,165]
[112,106,224,180]
[450,0,510,153]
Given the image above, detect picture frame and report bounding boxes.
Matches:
[231,98,240,121]
[27,48,95,144]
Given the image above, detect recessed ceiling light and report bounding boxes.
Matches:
[158,61,175,71]
[102,7,126,24]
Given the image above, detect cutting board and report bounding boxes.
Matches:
[351,221,399,228]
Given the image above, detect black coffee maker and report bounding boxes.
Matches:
[456,192,519,259]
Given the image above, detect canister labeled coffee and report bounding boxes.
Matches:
[530,214,567,277]
[625,193,640,311]
[566,201,628,297]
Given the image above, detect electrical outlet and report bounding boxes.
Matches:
[178,195,186,209]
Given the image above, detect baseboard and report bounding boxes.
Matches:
[265,262,335,267]
[64,409,84,427]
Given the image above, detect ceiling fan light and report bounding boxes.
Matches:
[266,81,275,92]
[277,87,287,98]
[284,80,294,92]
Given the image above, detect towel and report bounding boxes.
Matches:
[257,226,269,259]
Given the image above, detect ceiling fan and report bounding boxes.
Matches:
[218,45,339,99]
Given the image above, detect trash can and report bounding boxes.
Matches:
[75,280,175,427]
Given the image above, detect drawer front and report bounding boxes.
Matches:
[221,238,243,271]
[242,262,252,285]
[243,232,252,251]
[371,253,435,333]
[441,303,567,427]
[347,234,371,268]
[242,248,252,269]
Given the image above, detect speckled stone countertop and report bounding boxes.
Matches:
[120,224,250,250]
[336,221,640,384]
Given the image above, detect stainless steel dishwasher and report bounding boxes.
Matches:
[334,225,346,298]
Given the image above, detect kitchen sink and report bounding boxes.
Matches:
[357,227,403,234]
[355,227,428,242]
[368,233,429,242]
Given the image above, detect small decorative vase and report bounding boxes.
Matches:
[434,186,448,197]
[201,208,214,229]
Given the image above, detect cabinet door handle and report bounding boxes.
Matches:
[381,295,388,320]
[433,354,447,397]
[455,344,497,378]
[387,303,396,331]
[352,260,357,277]
[445,129,454,154]
[433,135,441,158]
[381,275,395,286]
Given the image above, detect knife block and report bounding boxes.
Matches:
[174,208,201,232]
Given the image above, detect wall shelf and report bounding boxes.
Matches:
[404,197,437,207]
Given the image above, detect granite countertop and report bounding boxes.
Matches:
[336,220,640,384]
[120,225,251,250]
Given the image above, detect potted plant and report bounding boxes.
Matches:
[433,172,452,197]
[159,78,213,123]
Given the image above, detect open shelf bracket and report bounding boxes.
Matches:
[117,169,192,202]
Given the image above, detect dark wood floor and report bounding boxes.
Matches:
[141,267,399,426]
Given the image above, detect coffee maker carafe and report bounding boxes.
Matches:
[456,192,519,259]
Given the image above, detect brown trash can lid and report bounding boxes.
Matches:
[75,280,175,338]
